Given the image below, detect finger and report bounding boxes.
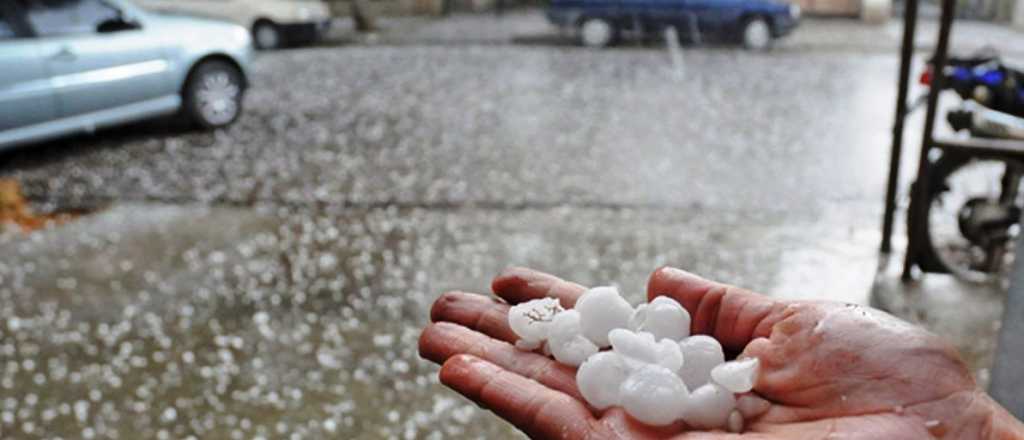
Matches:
[419,322,582,400]
[491,267,588,308]
[430,291,517,343]
[439,354,596,440]
[646,267,790,351]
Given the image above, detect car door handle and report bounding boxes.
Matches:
[49,47,77,61]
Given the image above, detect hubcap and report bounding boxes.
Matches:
[744,20,770,49]
[256,25,280,49]
[581,20,612,48]
[197,71,240,126]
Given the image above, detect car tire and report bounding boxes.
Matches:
[741,17,772,51]
[579,18,616,48]
[253,20,282,50]
[182,60,245,130]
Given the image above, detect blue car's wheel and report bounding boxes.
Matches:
[579,18,615,48]
[183,60,245,130]
[742,17,772,51]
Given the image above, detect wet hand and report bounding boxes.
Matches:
[419,267,1024,439]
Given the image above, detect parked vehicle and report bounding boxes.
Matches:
[546,0,800,50]
[134,0,332,50]
[0,0,253,151]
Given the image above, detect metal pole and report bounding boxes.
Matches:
[990,234,1024,418]
[880,0,919,253]
[902,0,955,280]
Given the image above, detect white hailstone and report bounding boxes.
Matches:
[608,329,683,373]
[630,296,691,342]
[677,335,725,388]
[727,410,744,433]
[711,358,760,393]
[620,364,690,426]
[547,311,598,367]
[514,339,543,351]
[575,286,634,347]
[576,352,631,410]
[681,383,736,429]
[736,394,771,419]
[508,298,563,349]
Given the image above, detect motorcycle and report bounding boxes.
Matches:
[912,52,1024,283]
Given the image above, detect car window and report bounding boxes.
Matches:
[0,14,17,40]
[19,0,120,37]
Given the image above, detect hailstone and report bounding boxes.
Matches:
[711,358,759,393]
[608,329,683,373]
[576,351,631,410]
[677,335,725,388]
[547,310,599,366]
[574,286,634,347]
[508,298,563,348]
[630,296,691,341]
[681,383,736,429]
[619,364,690,426]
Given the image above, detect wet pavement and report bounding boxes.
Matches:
[1,17,1022,438]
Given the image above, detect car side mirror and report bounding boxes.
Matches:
[97,15,141,33]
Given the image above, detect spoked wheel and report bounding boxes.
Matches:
[918,155,1024,283]
[741,17,772,51]
[182,60,245,129]
[579,18,616,48]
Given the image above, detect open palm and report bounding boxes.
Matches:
[418,267,1023,439]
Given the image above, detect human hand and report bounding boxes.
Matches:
[419,267,1024,439]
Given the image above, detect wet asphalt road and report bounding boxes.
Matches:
[1,39,909,439]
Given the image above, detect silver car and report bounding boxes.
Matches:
[0,0,254,151]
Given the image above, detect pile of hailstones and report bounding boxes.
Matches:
[508,286,760,431]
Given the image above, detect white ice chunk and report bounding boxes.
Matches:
[681,383,736,429]
[608,329,682,372]
[630,296,691,342]
[620,365,689,426]
[508,298,563,348]
[515,339,542,351]
[677,335,725,388]
[548,310,599,366]
[576,352,631,410]
[711,358,759,393]
[575,286,634,347]
[727,410,744,433]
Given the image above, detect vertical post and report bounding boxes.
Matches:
[902,0,955,280]
[880,0,919,253]
[990,234,1024,418]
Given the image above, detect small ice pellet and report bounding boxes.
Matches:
[548,310,598,366]
[630,296,691,342]
[711,358,759,393]
[736,394,771,419]
[681,383,736,429]
[727,410,744,433]
[576,352,631,410]
[619,364,689,426]
[678,335,725,388]
[575,286,634,347]
[508,298,563,348]
[608,329,682,372]
[515,339,542,351]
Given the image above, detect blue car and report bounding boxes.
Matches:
[547,0,800,49]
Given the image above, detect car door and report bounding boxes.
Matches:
[0,2,58,132]
[20,0,173,119]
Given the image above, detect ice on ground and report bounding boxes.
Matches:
[508,298,563,348]
[630,296,691,341]
[577,352,631,410]
[608,329,683,373]
[574,286,634,347]
[711,358,759,393]
[548,310,599,366]
[682,383,736,429]
[678,335,725,388]
[619,365,690,426]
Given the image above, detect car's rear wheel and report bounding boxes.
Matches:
[253,20,282,50]
[741,17,772,51]
[579,18,615,48]
[183,60,245,130]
